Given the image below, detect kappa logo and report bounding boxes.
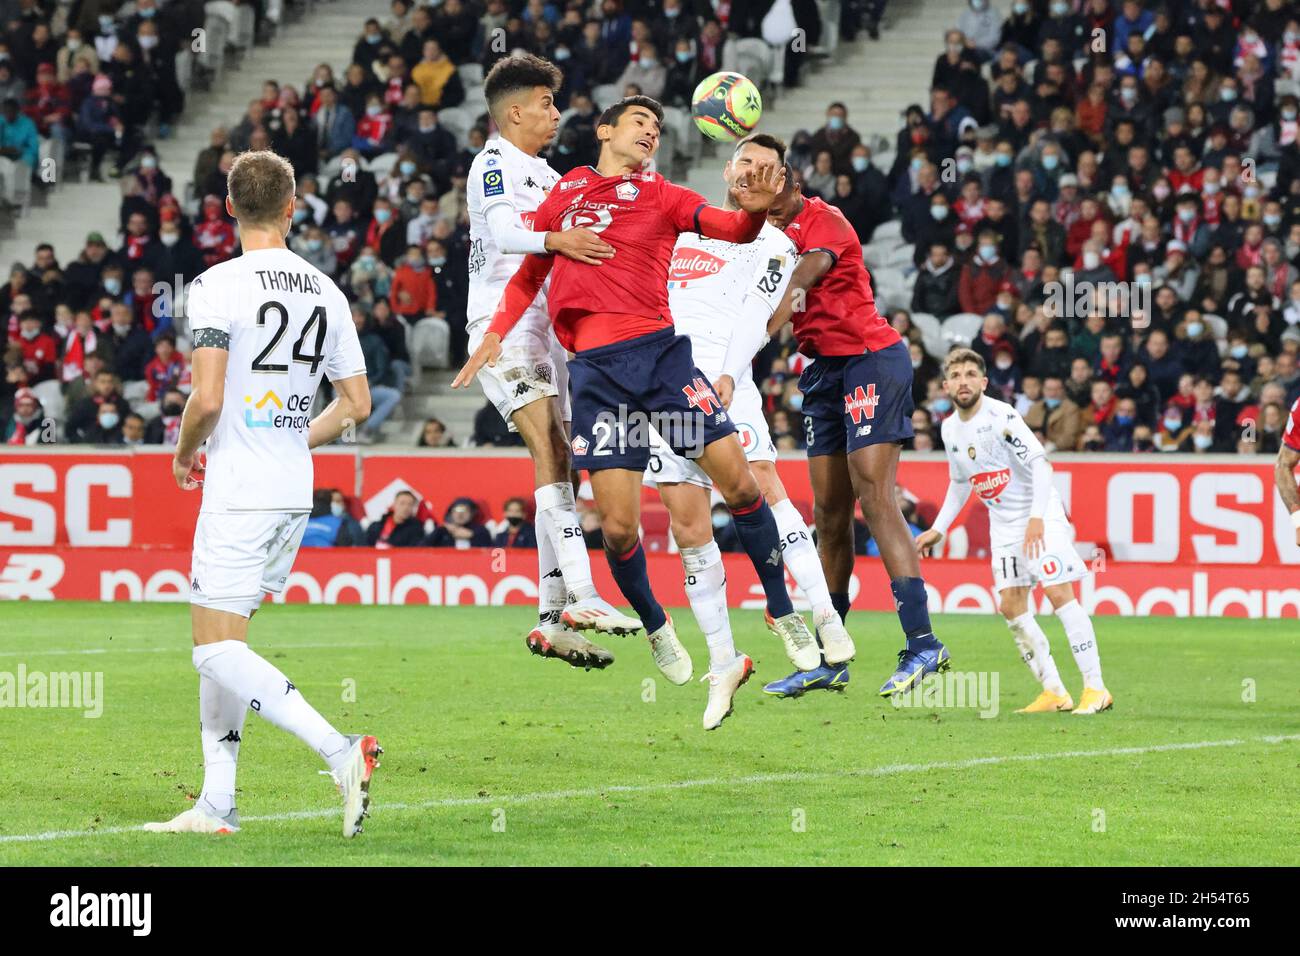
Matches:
[844,384,879,424]
[682,377,720,415]
[571,435,589,456]
[616,181,640,202]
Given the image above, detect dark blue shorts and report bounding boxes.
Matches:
[567,328,736,472]
[799,340,915,457]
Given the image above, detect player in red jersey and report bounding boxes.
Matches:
[764,171,951,698]
[454,96,820,694]
[1275,396,1300,544]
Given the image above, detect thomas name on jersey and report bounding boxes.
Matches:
[253,269,323,295]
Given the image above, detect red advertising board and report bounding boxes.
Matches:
[1,546,1296,618]
[2,449,1299,566]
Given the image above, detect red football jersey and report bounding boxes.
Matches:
[530,168,714,351]
[1285,396,1300,452]
[783,196,900,357]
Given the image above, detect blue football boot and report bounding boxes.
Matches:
[878,639,950,697]
[763,661,850,698]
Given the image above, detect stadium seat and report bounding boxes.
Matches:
[592,83,621,110]
[909,312,948,360]
[411,315,451,372]
[31,379,63,425]
[1203,313,1228,342]
[458,64,484,88]
[728,37,774,90]
[122,380,150,403]
[367,152,399,178]
[437,107,472,145]
[943,313,984,347]
[873,220,903,242]
[640,503,672,553]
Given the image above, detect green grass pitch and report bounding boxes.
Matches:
[1,601,1297,866]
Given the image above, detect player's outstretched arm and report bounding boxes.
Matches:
[1275,443,1300,545]
[309,373,371,449]
[766,251,834,338]
[918,478,973,557]
[453,253,554,388]
[173,343,229,490]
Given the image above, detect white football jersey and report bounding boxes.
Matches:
[466,135,560,326]
[939,394,1068,545]
[186,247,366,514]
[667,222,797,377]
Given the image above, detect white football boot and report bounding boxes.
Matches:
[326,734,383,838]
[143,800,239,834]
[766,611,821,671]
[526,623,615,669]
[562,596,643,635]
[814,608,856,665]
[701,654,754,730]
[646,615,693,685]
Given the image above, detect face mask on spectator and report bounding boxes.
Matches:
[789,393,804,412]
[1042,154,1059,170]
[1230,344,1249,359]
[910,157,923,171]
[827,116,845,131]
[331,502,346,517]
[418,122,435,133]
[367,32,381,44]
[359,255,376,270]
[99,412,119,430]
[1013,1,1028,13]
[306,238,323,251]
[293,208,308,224]
[995,356,1013,371]
[851,156,869,173]
[930,205,949,221]
[99,15,114,32]
[139,34,158,49]
[399,161,416,177]
[1220,88,1237,103]
[428,255,446,267]
[1045,396,1062,409]
[1288,30,1300,43]
[970,0,987,10]
[978,243,998,261]
[140,155,157,169]
[711,511,730,530]
[932,396,952,413]
[1115,413,1134,426]
[1203,181,1219,194]
[1164,414,1182,431]
[554,47,571,61]
[104,277,121,295]
[1177,207,1196,222]
[1135,271,1152,285]
[640,56,657,67]
[1185,320,1204,338]
[956,157,973,174]
[20,326,38,341]
[1193,433,1213,450]
[1265,214,1283,228]
[374,208,391,224]
[140,6,155,18]
[1120,87,1137,104]
[1111,184,1129,199]
[1083,251,1101,270]
[1051,0,1068,14]
[367,104,382,117]
[67,38,81,51]
[911,356,923,369]
[675,51,691,63]
[160,231,179,246]
[995,153,1011,167]
[1285,108,1298,122]
[1153,184,1170,200]
[407,257,424,270]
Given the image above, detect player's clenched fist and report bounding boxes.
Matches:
[734,161,786,213]
[712,374,735,409]
[173,452,205,491]
[452,332,502,388]
[545,227,615,265]
[915,528,943,557]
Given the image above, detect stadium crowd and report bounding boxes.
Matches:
[4,0,1298,463]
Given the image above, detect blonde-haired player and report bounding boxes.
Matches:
[915,348,1113,715]
[146,150,382,837]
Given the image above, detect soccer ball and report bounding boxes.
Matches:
[691,71,763,142]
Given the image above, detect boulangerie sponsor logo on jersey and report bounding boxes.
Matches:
[669,249,726,282]
[971,468,1012,501]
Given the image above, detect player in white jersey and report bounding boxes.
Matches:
[144,152,382,838]
[466,54,639,666]
[640,134,854,728]
[915,349,1113,715]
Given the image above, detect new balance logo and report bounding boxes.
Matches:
[855,424,872,437]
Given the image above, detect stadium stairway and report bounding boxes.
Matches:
[0,0,392,268]
[681,0,970,202]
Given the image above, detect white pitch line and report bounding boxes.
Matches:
[0,642,378,659]
[2,733,1296,845]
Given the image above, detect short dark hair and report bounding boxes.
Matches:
[734,132,786,163]
[944,347,986,377]
[227,150,296,228]
[484,54,562,118]
[597,94,664,130]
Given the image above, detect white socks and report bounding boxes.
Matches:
[1055,599,1104,689]
[198,675,246,816]
[536,482,596,603]
[770,498,833,618]
[1006,612,1067,696]
[534,509,568,624]
[681,541,736,671]
[192,640,350,771]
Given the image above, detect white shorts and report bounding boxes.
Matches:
[190,511,309,617]
[468,314,571,431]
[643,375,774,489]
[990,515,1087,592]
